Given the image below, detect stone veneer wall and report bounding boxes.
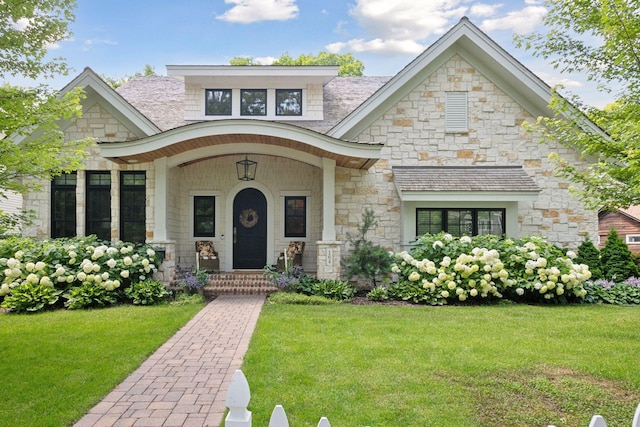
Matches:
[334,55,597,251]
[23,104,155,242]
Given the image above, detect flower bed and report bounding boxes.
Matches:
[387,233,591,305]
[0,236,166,312]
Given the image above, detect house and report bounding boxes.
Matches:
[19,17,599,282]
[598,207,640,253]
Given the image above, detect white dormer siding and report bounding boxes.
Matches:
[167,65,336,122]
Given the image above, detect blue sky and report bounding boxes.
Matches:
[8,0,611,106]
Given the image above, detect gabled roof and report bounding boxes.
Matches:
[600,206,640,224]
[327,17,592,140]
[60,67,161,137]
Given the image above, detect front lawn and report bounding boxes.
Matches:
[239,303,640,426]
[0,302,204,426]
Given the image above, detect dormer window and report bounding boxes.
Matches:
[241,89,267,116]
[276,89,302,116]
[205,89,232,115]
[168,65,338,122]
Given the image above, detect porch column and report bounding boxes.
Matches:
[317,157,341,280]
[321,157,336,241]
[153,157,169,241]
[151,157,176,284]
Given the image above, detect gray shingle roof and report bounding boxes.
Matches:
[114,75,391,134]
[116,76,187,131]
[392,166,540,192]
[292,76,391,133]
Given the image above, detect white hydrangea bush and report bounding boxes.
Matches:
[391,233,590,305]
[0,236,162,311]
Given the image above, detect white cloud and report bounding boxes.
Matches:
[535,72,584,89]
[350,0,467,41]
[216,0,299,23]
[327,38,426,55]
[327,0,467,55]
[254,56,276,64]
[82,39,117,51]
[14,17,32,31]
[480,6,547,34]
[469,3,503,18]
[14,17,66,49]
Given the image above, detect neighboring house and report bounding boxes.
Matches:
[598,207,640,253]
[19,18,600,282]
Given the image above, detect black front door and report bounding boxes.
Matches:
[233,188,267,269]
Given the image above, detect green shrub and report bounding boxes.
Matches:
[268,292,340,305]
[600,228,639,281]
[387,281,433,304]
[125,280,171,305]
[341,208,392,288]
[263,264,309,291]
[391,232,591,305]
[308,280,356,301]
[574,236,603,280]
[583,278,640,304]
[64,282,118,309]
[0,283,62,313]
[171,292,206,306]
[175,266,208,293]
[367,286,389,301]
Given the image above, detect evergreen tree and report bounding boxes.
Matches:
[574,236,603,280]
[600,229,639,281]
[341,208,392,288]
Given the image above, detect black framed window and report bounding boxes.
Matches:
[120,171,146,243]
[285,196,306,237]
[241,89,267,116]
[86,171,111,241]
[205,89,232,115]
[416,208,505,237]
[51,173,77,238]
[276,89,302,116]
[194,196,215,237]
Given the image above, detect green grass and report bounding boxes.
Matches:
[0,302,204,426]
[239,304,640,427]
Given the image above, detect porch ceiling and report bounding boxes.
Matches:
[99,120,382,170]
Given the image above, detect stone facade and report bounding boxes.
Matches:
[334,55,597,250]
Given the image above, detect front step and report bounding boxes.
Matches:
[203,272,278,297]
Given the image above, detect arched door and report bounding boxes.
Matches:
[233,188,267,269]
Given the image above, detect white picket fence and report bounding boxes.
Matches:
[225,369,640,427]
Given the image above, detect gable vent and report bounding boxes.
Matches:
[445,91,468,132]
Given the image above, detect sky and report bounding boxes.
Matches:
[6,0,612,107]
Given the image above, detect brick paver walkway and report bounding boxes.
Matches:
[74,295,266,427]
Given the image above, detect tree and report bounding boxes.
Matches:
[515,0,640,210]
[341,208,392,288]
[0,0,90,205]
[574,236,603,280]
[230,51,364,76]
[600,228,639,281]
[101,64,157,89]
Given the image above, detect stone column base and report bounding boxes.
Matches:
[148,240,176,284]
[316,241,343,281]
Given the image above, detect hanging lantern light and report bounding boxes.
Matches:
[236,154,257,181]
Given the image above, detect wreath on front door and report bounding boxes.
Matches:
[239,208,259,228]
